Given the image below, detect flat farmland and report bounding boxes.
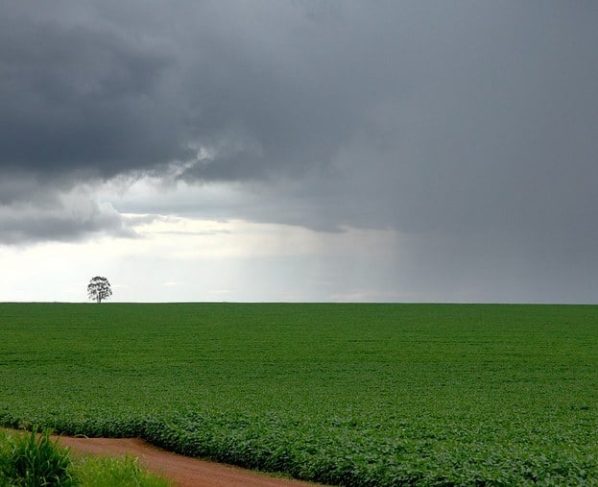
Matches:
[0,303,596,486]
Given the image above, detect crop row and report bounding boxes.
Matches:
[1,409,595,486]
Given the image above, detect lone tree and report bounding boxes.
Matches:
[87,276,112,303]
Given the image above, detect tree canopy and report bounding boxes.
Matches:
[87,276,112,303]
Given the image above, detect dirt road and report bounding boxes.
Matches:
[55,435,325,487]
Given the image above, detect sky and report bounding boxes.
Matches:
[1,0,598,303]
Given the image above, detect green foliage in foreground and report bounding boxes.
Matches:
[0,303,597,486]
[0,431,168,487]
[0,431,73,487]
[70,456,168,487]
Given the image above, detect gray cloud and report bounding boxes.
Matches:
[0,1,189,180]
[0,188,134,244]
[1,1,598,300]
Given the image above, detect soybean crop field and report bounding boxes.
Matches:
[0,303,596,486]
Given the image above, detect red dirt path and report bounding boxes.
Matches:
[55,435,326,487]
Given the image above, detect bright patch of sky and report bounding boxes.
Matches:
[0,213,406,302]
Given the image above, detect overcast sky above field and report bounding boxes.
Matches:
[1,1,598,303]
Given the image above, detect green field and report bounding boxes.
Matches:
[0,303,596,485]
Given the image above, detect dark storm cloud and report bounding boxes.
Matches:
[3,1,597,202]
[0,1,189,179]
[2,0,598,302]
[0,1,449,182]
